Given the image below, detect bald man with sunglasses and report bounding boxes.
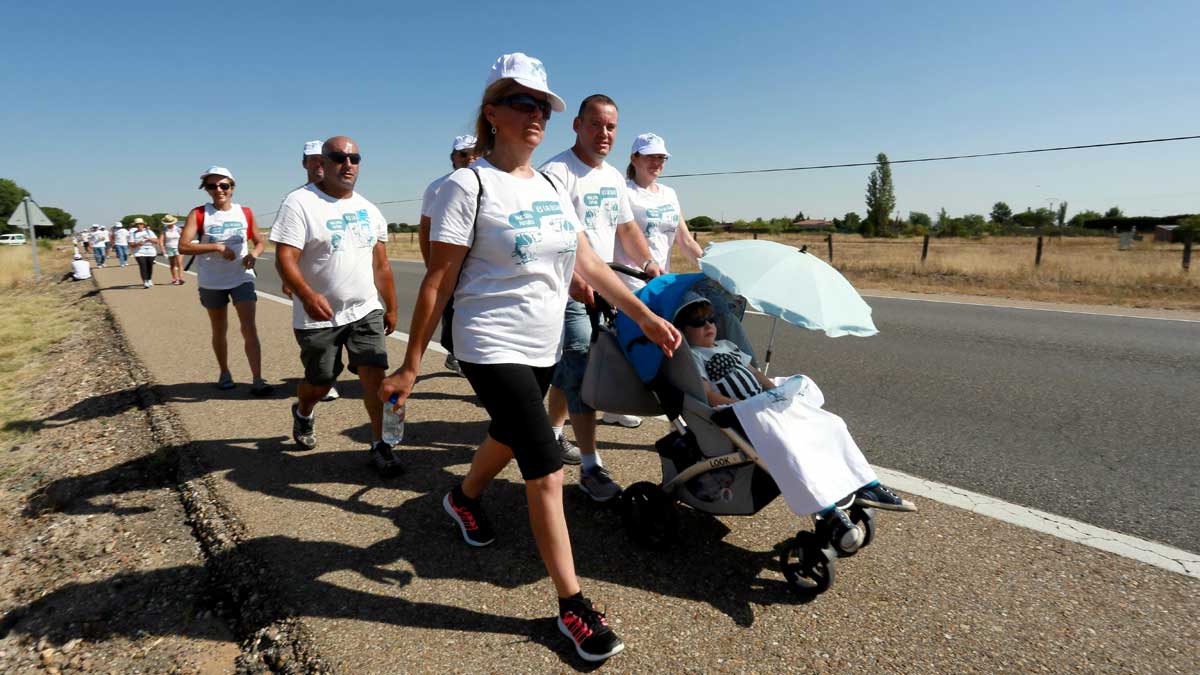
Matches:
[270,136,401,476]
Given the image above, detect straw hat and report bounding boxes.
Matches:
[161,214,178,226]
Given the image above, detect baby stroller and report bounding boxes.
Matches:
[582,264,879,596]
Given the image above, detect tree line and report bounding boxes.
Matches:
[0,178,76,239]
[685,153,1195,238]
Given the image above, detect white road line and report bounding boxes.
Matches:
[154,261,446,353]
[152,261,1198,577]
[875,467,1199,578]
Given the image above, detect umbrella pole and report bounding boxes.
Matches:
[762,316,779,375]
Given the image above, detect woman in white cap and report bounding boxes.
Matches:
[379,53,681,663]
[158,214,185,285]
[179,166,272,395]
[129,217,161,287]
[615,133,703,290]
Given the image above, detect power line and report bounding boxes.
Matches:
[661,134,1200,179]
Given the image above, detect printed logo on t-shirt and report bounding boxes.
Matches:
[325,209,375,253]
[581,187,621,232]
[643,204,678,237]
[505,200,577,265]
[205,221,245,236]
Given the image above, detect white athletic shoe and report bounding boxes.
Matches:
[599,412,642,428]
[322,385,340,402]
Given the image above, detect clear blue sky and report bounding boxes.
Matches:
[2,0,1196,229]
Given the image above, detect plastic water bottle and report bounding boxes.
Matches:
[382,394,405,445]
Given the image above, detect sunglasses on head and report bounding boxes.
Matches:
[204,182,232,191]
[323,151,362,165]
[496,93,552,120]
[684,315,717,329]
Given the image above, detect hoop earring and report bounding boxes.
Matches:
[491,126,497,135]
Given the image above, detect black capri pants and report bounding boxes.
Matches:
[458,360,560,481]
[135,255,155,282]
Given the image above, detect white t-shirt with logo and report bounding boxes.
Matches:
[270,185,389,329]
[91,230,109,246]
[194,204,257,290]
[539,149,633,263]
[421,173,450,218]
[430,159,581,367]
[162,226,181,250]
[130,228,158,257]
[112,227,130,246]
[615,180,683,290]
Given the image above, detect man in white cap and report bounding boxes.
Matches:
[271,136,401,476]
[302,140,324,186]
[418,134,477,376]
[61,253,92,282]
[89,224,109,267]
[285,140,344,401]
[539,94,664,502]
[111,220,130,267]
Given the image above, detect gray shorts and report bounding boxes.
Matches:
[551,299,594,414]
[294,310,388,386]
[199,282,257,309]
[165,247,179,257]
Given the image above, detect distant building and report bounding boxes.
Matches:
[1154,225,1182,243]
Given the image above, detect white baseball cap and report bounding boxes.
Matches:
[632,133,671,158]
[452,135,477,152]
[485,52,565,112]
[200,165,234,181]
[303,140,322,156]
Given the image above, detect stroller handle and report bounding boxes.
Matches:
[608,262,652,282]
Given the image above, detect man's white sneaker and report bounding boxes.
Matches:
[322,385,340,402]
[599,412,642,428]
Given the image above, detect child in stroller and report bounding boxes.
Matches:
[583,271,915,594]
[673,292,915,540]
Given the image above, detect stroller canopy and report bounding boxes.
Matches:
[615,273,753,383]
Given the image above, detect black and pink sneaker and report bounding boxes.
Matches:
[557,594,624,662]
[442,486,494,547]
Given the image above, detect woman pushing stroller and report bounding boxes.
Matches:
[672,294,915,550]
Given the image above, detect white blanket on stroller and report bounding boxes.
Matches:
[730,375,878,516]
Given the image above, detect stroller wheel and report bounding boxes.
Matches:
[620,481,680,550]
[849,506,876,549]
[780,531,835,595]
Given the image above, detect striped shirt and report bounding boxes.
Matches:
[691,340,764,400]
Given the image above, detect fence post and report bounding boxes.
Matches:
[752,230,758,240]
[410,232,414,244]
[1184,231,1193,271]
[826,233,833,262]
[1035,235,1044,266]
[921,234,930,263]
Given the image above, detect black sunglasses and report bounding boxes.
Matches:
[203,182,232,191]
[684,315,717,329]
[323,151,362,165]
[496,94,552,120]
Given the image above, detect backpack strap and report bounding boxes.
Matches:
[192,205,206,238]
[242,206,256,239]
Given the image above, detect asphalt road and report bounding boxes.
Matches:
[252,252,1200,553]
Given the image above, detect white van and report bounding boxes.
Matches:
[0,234,27,246]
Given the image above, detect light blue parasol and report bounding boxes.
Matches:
[699,240,878,371]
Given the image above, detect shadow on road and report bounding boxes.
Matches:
[18,402,811,667]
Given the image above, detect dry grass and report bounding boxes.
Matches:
[385,231,424,262]
[0,242,55,288]
[388,229,1198,310]
[672,232,1199,311]
[0,270,88,448]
